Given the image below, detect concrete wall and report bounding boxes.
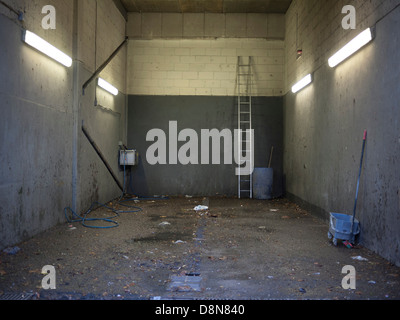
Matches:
[75,0,127,214]
[0,0,127,250]
[127,12,285,40]
[0,0,74,249]
[283,0,400,266]
[127,95,283,198]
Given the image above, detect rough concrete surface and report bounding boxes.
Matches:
[0,197,399,301]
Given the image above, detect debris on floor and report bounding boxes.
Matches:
[194,205,208,211]
[343,241,353,248]
[3,247,20,255]
[0,197,399,300]
[351,256,368,261]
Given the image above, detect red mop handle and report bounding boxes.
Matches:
[363,130,367,140]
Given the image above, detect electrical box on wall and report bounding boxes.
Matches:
[119,150,137,166]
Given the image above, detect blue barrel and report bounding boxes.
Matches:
[253,168,273,200]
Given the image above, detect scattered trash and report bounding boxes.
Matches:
[267,276,274,279]
[313,272,321,275]
[258,226,266,229]
[3,246,20,255]
[159,221,171,227]
[299,288,306,293]
[270,209,279,212]
[185,195,193,198]
[351,256,368,261]
[67,225,77,231]
[368,280,376,284]
[174,240,185,244]
[194,205,208,211]
[343,240,353,248]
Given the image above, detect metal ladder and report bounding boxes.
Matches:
[237,56,253,199]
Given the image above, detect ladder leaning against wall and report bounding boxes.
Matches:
[237,56,254,199]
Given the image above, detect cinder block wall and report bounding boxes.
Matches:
[0,0,127,250]
[284,0,400,266]
[127,12,285,97]
[127,38,284,97]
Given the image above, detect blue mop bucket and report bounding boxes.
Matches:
[328,213,360,246]
[328,130,367,246]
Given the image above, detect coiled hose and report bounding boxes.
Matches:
[64,159,153,229]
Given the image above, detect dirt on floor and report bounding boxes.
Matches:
[0,197,399,300]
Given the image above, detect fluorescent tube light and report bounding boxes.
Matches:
[22,30,72,67]
[292,74,312,94]
[328,28,373,68]
[98,78,118,96]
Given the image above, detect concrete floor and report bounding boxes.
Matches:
[0,197,399,300]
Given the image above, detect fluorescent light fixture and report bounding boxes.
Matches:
[98,78,118,96]
[22,30,72,67]
[292,74,312,94]
[328,28,373,68]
